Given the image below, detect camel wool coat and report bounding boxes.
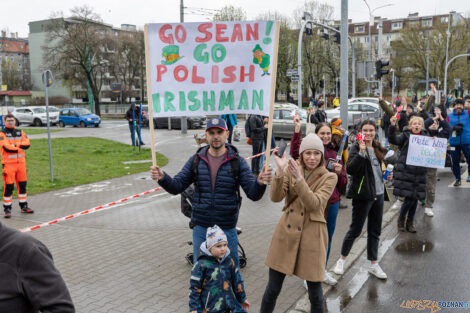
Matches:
[265,165,337,282]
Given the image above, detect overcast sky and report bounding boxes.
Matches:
[2,0,469,38]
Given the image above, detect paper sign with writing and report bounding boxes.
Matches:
[146,21,278,117]
[406,134,447,168]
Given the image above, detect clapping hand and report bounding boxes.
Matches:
[288,158,302,182]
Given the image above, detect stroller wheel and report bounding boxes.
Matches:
[239,257,247,269]
[186,253,194,266]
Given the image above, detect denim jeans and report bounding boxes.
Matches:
[400,197,418,220]
[193,225,246,313]
[326,201,340,266]
[128,123,143,146]
[450,144,470,180]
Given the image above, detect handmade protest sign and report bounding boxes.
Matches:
[145,21,278,118]
[406,134,447,168]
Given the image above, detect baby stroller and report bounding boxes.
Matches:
[181,185,247,268]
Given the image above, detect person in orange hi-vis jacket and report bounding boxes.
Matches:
[0,114,33,218]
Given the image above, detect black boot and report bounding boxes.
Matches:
[4,205,11,218]
[20,202,34,214]
[406,218,417,233]
[397,215,405,232]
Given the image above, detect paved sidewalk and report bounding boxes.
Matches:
[4,122,396,312]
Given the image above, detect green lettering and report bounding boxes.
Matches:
[164,92,176,112]
[252,90,264,110]
[193,44,209,64]
[188,91,201,111]
[219,90,234,110]
[238,89,249,110]
[152,93,161,113]
[203,91,216,112]
[211,44,226,63]
[179,91,186,111]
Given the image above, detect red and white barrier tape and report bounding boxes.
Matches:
[20,144,285,233]
[20,187,162,233]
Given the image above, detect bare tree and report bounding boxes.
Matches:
[213,5,247,21]
[1,58,21,90]
[43,5,111,115]
[107,30,145,103]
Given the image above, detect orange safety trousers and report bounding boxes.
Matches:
[2,163,27,207]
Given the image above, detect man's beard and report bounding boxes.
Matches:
[455,108,462,115]
[210,142,224,150]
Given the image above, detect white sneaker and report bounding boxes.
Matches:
[333,259,344,275]
[424,207,434,217]
[391,199,403,210]
[368,264,387,280]
[323,271,338,286]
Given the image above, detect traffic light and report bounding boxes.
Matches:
[319,80,325,88]
[467,48,470,61]
[333,32,340,44]
[375,60,390,80]
[304,22,313,36]
[319,29,329,40]
[336,81,340,90]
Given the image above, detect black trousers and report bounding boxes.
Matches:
[399,197,418,220]
[260,268,324,313]
[340,194,384,261]
[251,139,264,174]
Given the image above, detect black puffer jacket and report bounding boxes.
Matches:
[388,125,429,200]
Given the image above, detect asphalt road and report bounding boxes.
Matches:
[325,167,470,313]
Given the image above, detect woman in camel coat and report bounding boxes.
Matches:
[260,133,337,313]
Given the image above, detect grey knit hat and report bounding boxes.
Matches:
[204,225,227,250]
[299,133,324,155]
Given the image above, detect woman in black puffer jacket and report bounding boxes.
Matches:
[388,115,430,233]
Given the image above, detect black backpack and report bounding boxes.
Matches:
[180,151,242,219]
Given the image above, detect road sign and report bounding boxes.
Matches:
[291,75,299,82]
[1,85,6,91]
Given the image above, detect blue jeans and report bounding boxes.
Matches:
[326,201,340,266]
[128,123,143,146]
[450,144,470,180]
[193,225,246,313]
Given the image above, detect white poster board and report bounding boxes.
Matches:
[146,21,278,118]
[406,134,447,168]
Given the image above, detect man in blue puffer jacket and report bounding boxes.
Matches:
[151,117,272,313]
[446,99,470,186]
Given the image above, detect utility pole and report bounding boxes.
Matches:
[340,0,349,126]
[378,19,383,96]
[391,69,395,102]
[322,73,326,102]
[426,39,430,95]
[180,0,187,134]
[444,12,451,95]
[42,70,54,183]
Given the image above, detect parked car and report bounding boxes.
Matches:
[140,105,206,129]
[326,101,381,129]
[271,104,307,139]
[8,106,59,126]
[59,108,101,127]
[349,97,390,105]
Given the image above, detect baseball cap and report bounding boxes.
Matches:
[206,117,227,131]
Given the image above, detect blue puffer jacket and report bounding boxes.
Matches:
[189,245,246,312]
[158,144,266,229]
[446,109,470,146]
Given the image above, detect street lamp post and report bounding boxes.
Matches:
[444,12,451,95]
[444,53,470,97]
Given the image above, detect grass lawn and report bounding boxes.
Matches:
[20,137,167,195]
[23,129,64,136]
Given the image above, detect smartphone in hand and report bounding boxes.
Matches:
[275,139,287,158]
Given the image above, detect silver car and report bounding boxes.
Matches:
[326,102,381,129]
[272,106,307,139]
[8,106,59,126]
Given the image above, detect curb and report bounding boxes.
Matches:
[288,199,400,313]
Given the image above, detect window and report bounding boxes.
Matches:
[281,110,292,120]
[409,20,419,27]
[61,110,69,116]
[364,37,369,43]
[386,35,391,41]
[354,26,365,33]
[441,17,449,24]
[391,22,402,30]
[422,19,432,27]
[361,105,377,112]
[273,110,280,120]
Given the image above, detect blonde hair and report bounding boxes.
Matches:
[408,116,424,127]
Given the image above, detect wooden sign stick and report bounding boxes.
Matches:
[144,24,157,166]
[263,21,280,182]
